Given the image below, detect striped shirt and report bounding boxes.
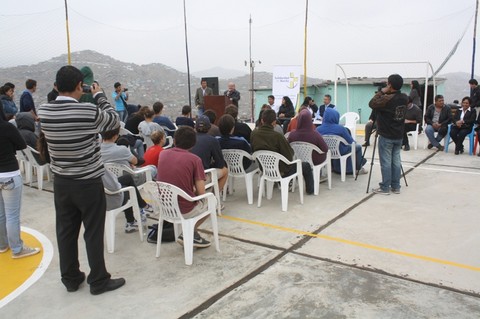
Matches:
[38,93,120,180]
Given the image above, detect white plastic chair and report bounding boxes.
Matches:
[252,150,303,212]
[204,168,222,216]
[144,181,220,266]
[339,112,360,142]
[104,186,144,253]
[406,123,420,150]
[23,146,51,191]
[164,136,174,149]
[290,142,332,195]
[221,149,260,204]
[16,150,31,183]
[104,162,153,189]
[322,135,356,182]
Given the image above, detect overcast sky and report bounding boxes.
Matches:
[1,0,478,80]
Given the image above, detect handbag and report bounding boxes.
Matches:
[147,222,175,243]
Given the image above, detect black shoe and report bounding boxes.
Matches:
[63,272,86,292]
[427,143,433,149]
[90,278,126,295]
[362,142,370,147]
[193,231,211,248]
[404,145,410,151]
[437,145,445,151]
[454,150,459,155]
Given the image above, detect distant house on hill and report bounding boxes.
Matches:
[254,77,445,123]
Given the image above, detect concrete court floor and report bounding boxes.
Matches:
[1,134,480,319]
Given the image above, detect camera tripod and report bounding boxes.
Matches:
[355,128,408,193]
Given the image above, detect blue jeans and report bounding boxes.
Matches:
[0,174,23,253]
[425,124,445,148]
[378,136,402,191]
[197,106,204,117]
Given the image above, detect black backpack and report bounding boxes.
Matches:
[147,222,175,243]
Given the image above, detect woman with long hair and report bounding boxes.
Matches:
[0,103,40,258]
[409,80,422,107]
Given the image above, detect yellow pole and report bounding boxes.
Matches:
[303,0,309,97]
[64,0,71,65]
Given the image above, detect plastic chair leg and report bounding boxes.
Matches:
[266,181,274,199]
[257,178,265,208]
[313,167,320,196]
[105,213,115,253]
[245,175,254,205]
[181,221,195,266]
[340,158,347,182]
[156,219,165,258]
[280,179,290,211]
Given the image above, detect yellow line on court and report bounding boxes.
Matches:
[221,215,480,272]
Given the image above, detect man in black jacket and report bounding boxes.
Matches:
[368,74,408,195]
[424,95,452,151]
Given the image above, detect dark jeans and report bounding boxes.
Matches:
[54,176,111,289]
[285,162,314,194]
[402,123,417,146]
[118,174,147,223]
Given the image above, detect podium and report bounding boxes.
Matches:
[204,95,230,124]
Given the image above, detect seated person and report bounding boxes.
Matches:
[157,126,212,247]
[450,96,477,155]
[277,96,295,134]
[424,94,451,151]
[125,106,150,134]
[316,108,367,175]
[402,97,422,151]
[286,106,315,133]
[102,169,149,233]
[225,104,252,143]
[251,109,314,195]
[101,127,157,183]
[138,108,163,138]
[256,106,284,135]
[152,101,176,135]
[143,130,166,167]
[217,114,256,171]
[175,105,195,128]
[287,109,328,166]
[15,112,38,149]
[190,116,228,196]
[203,109,221,137]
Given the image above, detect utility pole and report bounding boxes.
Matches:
[183,0,192,111]
[64,0,71,65]
[472,0,479,79]
[248,15,261,122]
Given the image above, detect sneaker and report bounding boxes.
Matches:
[372,187,390,195]
[427,143,433,149]
[140,209,147,224]
[0,246,9,253]
[437,145,445,151]
[125,221,138,233]
[144,204,154,216]
[358,167,368,175]
[176,234,184,246]
[391,188,401,194]
[193,232,211,248]
[12,246,40,259]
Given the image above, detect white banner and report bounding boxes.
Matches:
[272,65,302,110]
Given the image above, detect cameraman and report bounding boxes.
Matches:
[112,82,129,122]
[38,66,125,295]
[368,74,408,195]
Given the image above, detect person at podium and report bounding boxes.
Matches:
[194,79,213,117]
[224,82,241,107]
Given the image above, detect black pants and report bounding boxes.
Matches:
[402,123,417,146]
[118,174,147,223]
[450,126,471,151]
[285,162,314,194]
[54,176,111,289]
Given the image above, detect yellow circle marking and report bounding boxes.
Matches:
[0,227,53,308]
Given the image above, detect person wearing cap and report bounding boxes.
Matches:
[38,65,125,295]
[368,74,409,195]
[190,115,228,198]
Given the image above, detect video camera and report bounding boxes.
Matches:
[82,81,99,94]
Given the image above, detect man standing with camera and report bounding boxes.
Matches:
[368,74,408,195]
[38,66,125,295]
[112,81,129,122]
